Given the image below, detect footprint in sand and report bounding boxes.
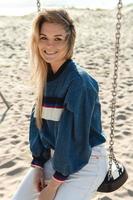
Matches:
[7,167,25,176]
[0,137,6,141]
[11,140,20,145]
[99,197,112,200]
[116,114,126,120]
[123,131,131,136]
[127,189,133,197]
[0,160,15,169]
[125,106,133,112]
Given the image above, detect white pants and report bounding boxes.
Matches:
[11,144,108,200]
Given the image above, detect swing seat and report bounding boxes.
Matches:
[97,162,128,193]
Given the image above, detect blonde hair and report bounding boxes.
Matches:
[29,9,76,129]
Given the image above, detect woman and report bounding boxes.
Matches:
[12,9,108,200]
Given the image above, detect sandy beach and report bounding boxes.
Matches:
[0,5,133,200]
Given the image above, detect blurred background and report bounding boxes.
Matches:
[0,0,133,16]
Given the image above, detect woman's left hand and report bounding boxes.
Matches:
[38,178,62,200]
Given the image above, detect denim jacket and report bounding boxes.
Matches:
[29,59,106,176]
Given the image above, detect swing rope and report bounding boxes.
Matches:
[108,0,123,180]
[36,0,41,12]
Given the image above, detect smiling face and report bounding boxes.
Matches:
[38,22,69,72]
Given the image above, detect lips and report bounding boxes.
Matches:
[44,51,57,55]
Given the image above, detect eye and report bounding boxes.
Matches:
[55,38,62,41]
[40,36,47,40]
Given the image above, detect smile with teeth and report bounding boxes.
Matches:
[44,51,57,55]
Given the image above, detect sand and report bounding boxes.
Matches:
[0,5,133,200]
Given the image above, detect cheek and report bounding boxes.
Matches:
[58,44,68,54]
[38,42,45,54]
[38,41,44,49]
[62,47,69,57]
[38,45,44,58]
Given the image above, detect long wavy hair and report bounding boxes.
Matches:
[29,9,76,129]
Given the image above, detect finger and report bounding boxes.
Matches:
[40,178,44,188]
[40,178,47,190]
[43,183,48,188]
[40,177,48,189]
[36,181,42,192]
[38,183,42,192]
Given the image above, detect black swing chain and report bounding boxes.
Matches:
[36,0,41,12]
[108,0,123,180]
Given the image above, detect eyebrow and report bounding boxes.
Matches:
[40,33,64,37]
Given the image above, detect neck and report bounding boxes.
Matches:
[50,59,67,74]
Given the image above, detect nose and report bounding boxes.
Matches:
[45,40,54,48]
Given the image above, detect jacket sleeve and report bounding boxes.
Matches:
[52,79,98,176]
[29,105,51,168]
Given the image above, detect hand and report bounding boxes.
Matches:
[38,178,63,200]
[38,184,56,200]
[33,167,47,192]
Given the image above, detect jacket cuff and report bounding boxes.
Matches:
[31,156,48,168]
[31,163,43,169]
[53,171,69,182]
[31,149,51,168]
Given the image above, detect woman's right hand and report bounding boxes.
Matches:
[33,167,47,192]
